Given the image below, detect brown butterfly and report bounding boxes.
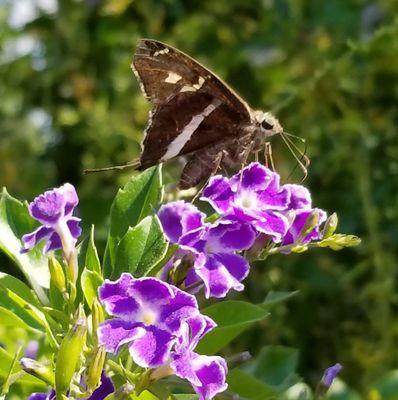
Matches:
[85,39,307,188]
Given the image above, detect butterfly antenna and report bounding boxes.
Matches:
[280,132,310,181]
[83,159,141,174]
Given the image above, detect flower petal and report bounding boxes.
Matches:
[254,211,289,242]
[29,190,66,225]
[196,254,248,298]
[67,217,82,239]
[59,183,79,216]
[128,326,175,368]
[43,232,62,253]
[21,226,52,252]
[99,274,140,320]
[172,352,228,400]
[89,372,114,400]
[284,184,312,210]
[159,287,198,333]
[211,220,256,252]
[201,176,235,213]
[256,185,290,210]
[98,319,143,354]
[231,162,274,191]
[192,355,228,400]
[131,277,174,306]
[158,201,205,243]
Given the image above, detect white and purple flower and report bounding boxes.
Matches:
[98,274,228,400]
[171,315,228,400]
[98,274,201,368]
[201,163,291,243]
[21,183,81,255]
[159,203,256,298]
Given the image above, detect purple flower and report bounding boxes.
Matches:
[158,201,205,243]
[322,363,342,387]
[21,183,81,254]
[180,220,256,298]
[158,202,256,298]
[201,163,290,242]
[27,373,114,400]
[171,316,228,400]
[98,274,203,368]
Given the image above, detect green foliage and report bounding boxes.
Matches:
[197,301,269,354]
[113,215,168,278]
[104,166,163,276]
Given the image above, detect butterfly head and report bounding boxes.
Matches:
[253,111,283,137]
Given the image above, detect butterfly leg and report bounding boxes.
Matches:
[264,142,275,171]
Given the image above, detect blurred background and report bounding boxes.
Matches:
[1,0,397,396]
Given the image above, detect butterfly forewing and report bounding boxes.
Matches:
[132,39,253,168]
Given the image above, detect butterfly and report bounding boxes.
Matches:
[85,39,307,188]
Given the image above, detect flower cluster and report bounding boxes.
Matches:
[98,274,227,400]
[158,162,327,298]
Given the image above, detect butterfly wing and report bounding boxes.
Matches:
[132,39,253,168]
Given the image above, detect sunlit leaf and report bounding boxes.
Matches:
[113,215,168,279]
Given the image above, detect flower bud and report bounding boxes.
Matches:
[55,310,87,395]
[322,212,338,239]
[48,256,66,293]
[85,346,106,391]
[20,357,55,386]
[92,297,104,342]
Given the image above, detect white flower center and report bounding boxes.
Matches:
[238,191,256,209]
[141,309,158,326]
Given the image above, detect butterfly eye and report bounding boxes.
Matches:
[261,120,274,130]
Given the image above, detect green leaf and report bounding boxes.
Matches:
[249,346,299,390]
[104,167,162,277]
[81,268,104,308]
[227,369,279,400]
[261,291,299,308]
[0,273,40,306]
[85,225,101,273]
[196,301,269,354]
[0,306,37,331]
[0,275,46,330]
[0,188,49,302]
[113,216,168,278]
[0,347,45,387]
[172,396,198,400]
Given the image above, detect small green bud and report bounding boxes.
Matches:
[322,213,338,239]
[48,257,66,293]
[86,346,106,391]
[20,358,55,386]
[92,298,105,341]
[318,234,361,251]
[55,310,87,396]
[291,244,309,253]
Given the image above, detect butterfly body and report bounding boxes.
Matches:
[132,39,283,188]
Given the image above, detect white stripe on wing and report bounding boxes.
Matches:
[161,101,220,161]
